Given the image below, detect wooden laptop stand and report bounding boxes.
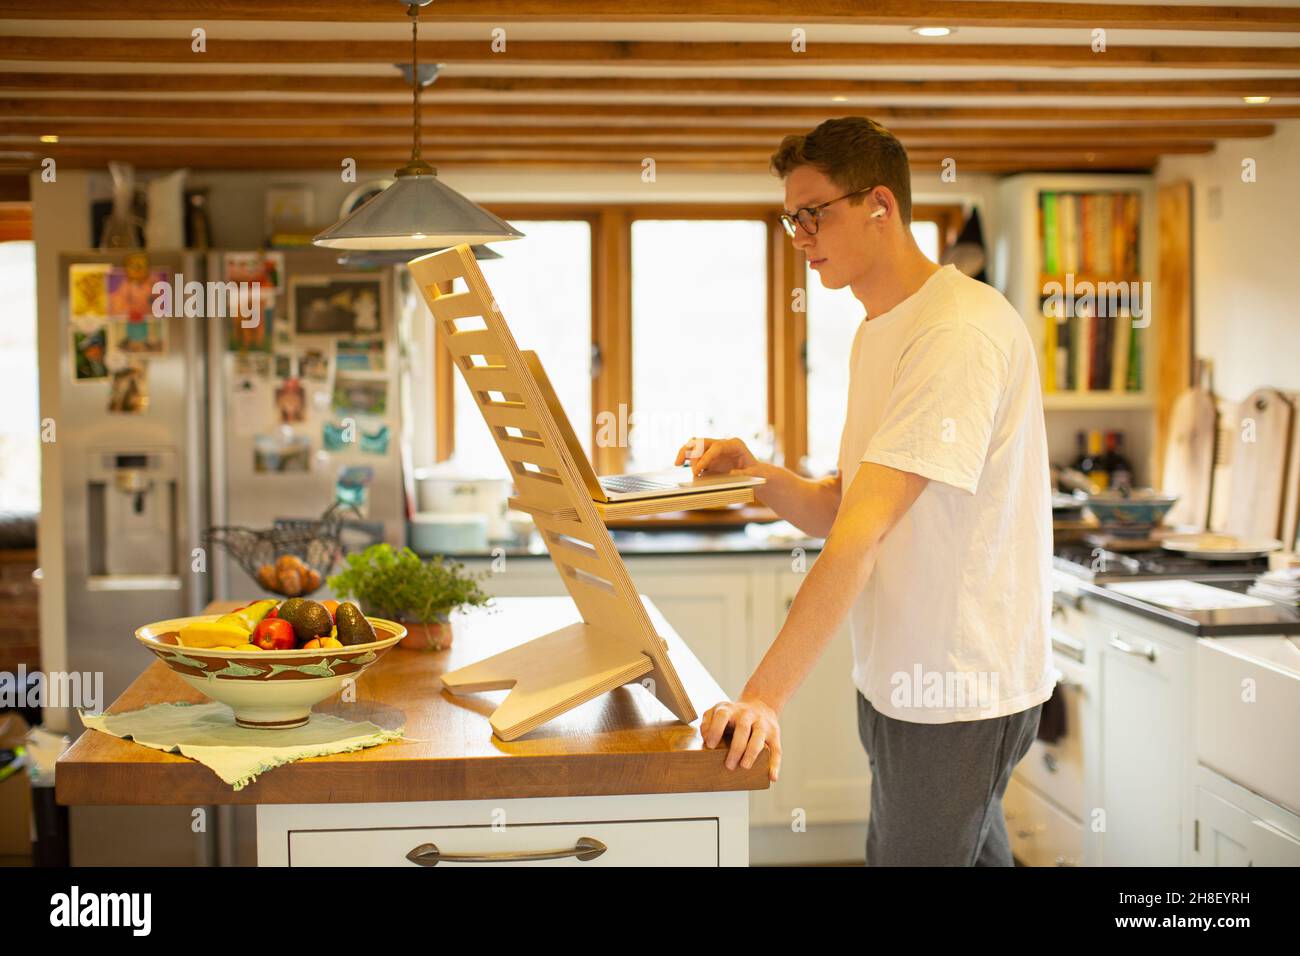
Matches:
[406,243,756,740]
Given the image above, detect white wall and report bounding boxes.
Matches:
[1157,119,1300,404]
[76,163,995,249]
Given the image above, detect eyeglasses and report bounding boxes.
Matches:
[779,185,878,238]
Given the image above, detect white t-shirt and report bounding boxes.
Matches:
[835,263,1057,724]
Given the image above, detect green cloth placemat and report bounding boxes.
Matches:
[79,701,405,791]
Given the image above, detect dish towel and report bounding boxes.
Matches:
[78,701,405,791]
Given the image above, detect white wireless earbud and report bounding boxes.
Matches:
[870,208,886,219]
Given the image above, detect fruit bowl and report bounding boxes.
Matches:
[135,614,405,729]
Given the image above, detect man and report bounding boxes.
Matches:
[675,116,1056,866]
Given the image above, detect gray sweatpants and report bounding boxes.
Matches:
[855,690,1042,866]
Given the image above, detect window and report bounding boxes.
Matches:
[628,219,768,472]
[911,220,941,264]
[0,239,39,511]
[805,278,860,476]
[449,220,592,478]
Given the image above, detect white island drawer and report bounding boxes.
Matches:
[288,817,720,867]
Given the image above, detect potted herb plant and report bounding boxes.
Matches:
[327,543,491,650]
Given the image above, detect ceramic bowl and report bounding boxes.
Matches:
[1082,490,1179,531]
[135,614,405,729]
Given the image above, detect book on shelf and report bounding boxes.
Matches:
[1040,300,1144,395]
[1041,193,1060,275]
[1038,189,1140,277]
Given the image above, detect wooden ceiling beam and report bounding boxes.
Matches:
[2,37,1297,70]
[3,121,1273,144]
[0,139,1219,160]
[3,72,1299,99]
[0,144,1206,167]
[3,97,1295,124]
[2,1,1296,33]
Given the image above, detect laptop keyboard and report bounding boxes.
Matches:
[598,474,676,493]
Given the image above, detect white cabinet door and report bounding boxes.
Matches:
[1192,766,1300,867]
[628,567,752,700]
[747,567,870,829]
[1089,610,1188,865]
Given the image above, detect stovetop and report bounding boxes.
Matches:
[1053,544,1269,584]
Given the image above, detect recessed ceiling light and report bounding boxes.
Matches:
[1242,95,1271,104]
[912,26,954,38]
[40,134,58,144]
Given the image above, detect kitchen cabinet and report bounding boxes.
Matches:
[1087,601,1191,866]
[1191,766,1300,867]
[1015,570,1300,867]
[747,568,869,837]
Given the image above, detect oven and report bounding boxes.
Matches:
[1004,571,1093,866]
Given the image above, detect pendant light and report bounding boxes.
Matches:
[313,0,524,250]
[336,244,502,269]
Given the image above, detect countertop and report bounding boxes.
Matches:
[418,524,825,561]
[1079,577,1300,637]
[55,596,770,807]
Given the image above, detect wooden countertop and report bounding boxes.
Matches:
[56,596,769,806]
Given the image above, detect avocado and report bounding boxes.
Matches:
[335,602,377,646]
[279,599,333,645]
[278,598,307,623]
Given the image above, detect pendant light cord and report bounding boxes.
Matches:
[409,4,422,163]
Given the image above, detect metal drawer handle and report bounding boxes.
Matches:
[405,836,608,866]
[1108,632,1156,663]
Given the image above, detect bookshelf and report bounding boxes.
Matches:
[994,173,1158,479]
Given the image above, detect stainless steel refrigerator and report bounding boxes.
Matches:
[56,248,407,865]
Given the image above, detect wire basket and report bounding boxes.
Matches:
[203,503,357,598]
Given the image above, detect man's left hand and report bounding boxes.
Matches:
[700,696,782,782]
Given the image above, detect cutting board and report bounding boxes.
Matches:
[1162,384,1217,529]
[1283,390,1300,551]
[1222,387,1294,540]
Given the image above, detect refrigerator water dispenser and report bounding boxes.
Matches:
[86,450,179,578]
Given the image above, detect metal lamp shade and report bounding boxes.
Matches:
[336,244,503,268]
[312,173,524,250]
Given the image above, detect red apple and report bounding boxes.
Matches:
[253,617,295,650]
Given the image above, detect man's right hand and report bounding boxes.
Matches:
[674,436,760,479]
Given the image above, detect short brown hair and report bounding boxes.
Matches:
[770,116,913,224]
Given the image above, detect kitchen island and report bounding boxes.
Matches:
[56,596,767,866]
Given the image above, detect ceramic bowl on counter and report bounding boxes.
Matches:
[1081,489,1179,533]
[409,512,489,553]
[135,614,405,729]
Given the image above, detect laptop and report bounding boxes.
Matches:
[519,350,765,503]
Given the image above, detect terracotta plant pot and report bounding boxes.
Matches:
[398,615,453,650]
